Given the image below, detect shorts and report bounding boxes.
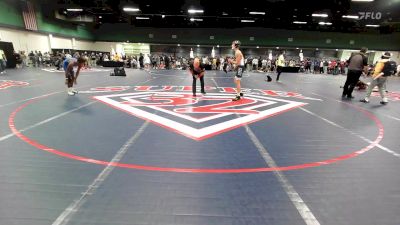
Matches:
[65,70,75,83]
[235,66,244,80]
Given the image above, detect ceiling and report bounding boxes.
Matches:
[41,0,400,33]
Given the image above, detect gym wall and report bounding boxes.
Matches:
[94,24,400,51]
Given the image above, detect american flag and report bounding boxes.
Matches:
[22,1,38,31]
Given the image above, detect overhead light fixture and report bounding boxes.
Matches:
[336,49,339,51]
[217,45,220,48]
[161,15,165,18]
[136,17,150,20]
[241,19,255,23]
[366,24,380,27]
[342,15,359,19]
[190,18,203,22]
[66,8,83,12]
[188,9,204,14]
[177,44,180,46]
[293,21,307,24]
[98,16,102,18]
[352,0,374,2]
[222,12,228,16]
[276,47,279,49]
[312,13,328,17]
[256,46,259,48]
[123,7,140,12]
[316,48,319,50]
[249,12,265,15]
[319,22,332,25]
[197,44,200,47]
[296,47,299,49]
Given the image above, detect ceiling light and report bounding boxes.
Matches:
[188,9,204,14]
[276,47,279,49]
[161,15,165,18]
[123,7,140,12]
[312,13,328,17]
[177,44,180,46]
[249,12,265,15]
[293,21,307,24]
[98,16,102,18]
[190,18,203,22]
[352,0,374,2]
[296,47,299,49]
[217,45,220,48]
[136,17,150,20]
[366,24,380,27]
[342,15,359,19]
[222,12,228,16]
[319,22,332,25]
[256,46,259,48]
[197,44,200,47]
[66,8,83,12]
[241,20,255,23]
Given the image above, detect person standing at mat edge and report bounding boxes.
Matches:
[276,51,285,82]
[360,52,397,104]
[0,50,6,74]
[342,47,368,99]
[189,57,206,97]
[231,40,245,101]
[63,57,86,96]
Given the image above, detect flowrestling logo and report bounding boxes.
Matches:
[91,86,320,141]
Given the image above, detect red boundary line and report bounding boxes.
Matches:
[8,96,384,173]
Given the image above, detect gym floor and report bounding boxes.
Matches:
[0,67,399,225]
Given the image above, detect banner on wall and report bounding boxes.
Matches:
[122,43,150,56]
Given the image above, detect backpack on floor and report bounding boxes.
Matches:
[111,67,126,76]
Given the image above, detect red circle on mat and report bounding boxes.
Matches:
[9,97,384,173]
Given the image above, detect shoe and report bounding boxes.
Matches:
[67,91,75,96]
[380,101,388,105]
[265,75,272,82]
[201,91,206,95]
[193,93,196,97]
[347,95,354,99]
[341,94,346,99]
[72,89,78,94]
[232,96,241,101]
[360,99,369,103]
[239,93,243,97]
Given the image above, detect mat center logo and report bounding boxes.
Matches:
[94,88,308,140]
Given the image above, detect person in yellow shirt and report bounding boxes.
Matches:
[360,52,396,104]
[276,51,285,82]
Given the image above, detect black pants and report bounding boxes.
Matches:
[192,75,205,95]
[342,70,362,97]
[276,66,283,80]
